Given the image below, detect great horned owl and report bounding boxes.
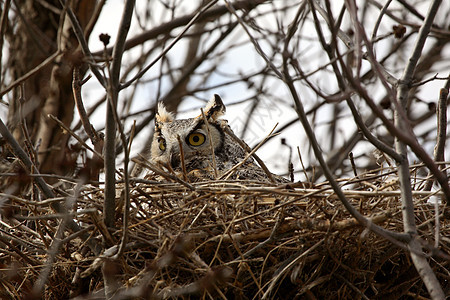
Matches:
[150,94,287,183]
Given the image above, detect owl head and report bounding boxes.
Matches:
[151,94,246,172]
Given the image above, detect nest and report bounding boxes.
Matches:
[1,165,449,299]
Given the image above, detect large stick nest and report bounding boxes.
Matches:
[0,164,449,299]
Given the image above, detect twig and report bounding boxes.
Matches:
[132,156,195,191]
[176,135,189,182]
[32,182,83,296]
[120,0,218,90]
[48,114,102,159]
[370,0,393,41]
[83,0,106,39]
[72,68,101,146]
[103,0,135,232]
[222,125,276,183]
[59,0,106,87]
[241,209,284,258]
[71,68,105,181]
[297,146,310,185]
[224,0,283,80]
[0,51,60,97]
[349,152,358,177]
[261,239,324,299]
[107,1,136,266]
[92,0,268,57]
[424,85,448,191]
[220,123,279,181]
[391,0,445,297]
[281,2,408,244]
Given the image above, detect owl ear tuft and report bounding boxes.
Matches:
[203,94,226,121]
[156,102,175,123]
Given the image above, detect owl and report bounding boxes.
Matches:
[150,94,288,183]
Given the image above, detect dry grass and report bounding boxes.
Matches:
[0,164,449,299]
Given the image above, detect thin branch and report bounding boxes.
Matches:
[281,2,409,244]
[224,0,283,79]
[105,0,135,258]
[220,124,279,181]
[176,135,189,182]
[393,0,445,297]
[222,125,276,183]
[0,51,60,97]
[119,0,218,90]
[72,68,101,146]
[32,182,84,296]
[91,0,269,57]
[424,85,448,191]
[371,0,393,40]
[132,156,195,191]
[60,0,106,87]
[48,114,103,159]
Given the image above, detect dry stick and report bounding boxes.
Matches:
[348,152,358,177]
[309,0,401,162]
[72,68,104,181]
[120,0,218,90]
[220,124,279,181]
[392,0,445,297]
[279,5,409,245]
[222,125,276,183]
[48,114,102,159]
[240,209,284,259]
[60,0,106,87]
[72,68,101,146]
[107,1,135,266]
[200,108,218,179]
[224,0,283,80]
[0,51,60,97]
[370,0,393,41]
[132,157,195,191]
[333,1,450,203]
[0,119,97,243]
[31,181,83,296]
[297,146,310,185]
[261,239,325,300]
[176,135,189,182]
[424,85,449,191]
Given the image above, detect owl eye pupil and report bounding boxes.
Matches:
[188,133,205,146]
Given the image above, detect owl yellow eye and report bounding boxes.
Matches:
[158,138,166,151]
[188,133,205,146]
